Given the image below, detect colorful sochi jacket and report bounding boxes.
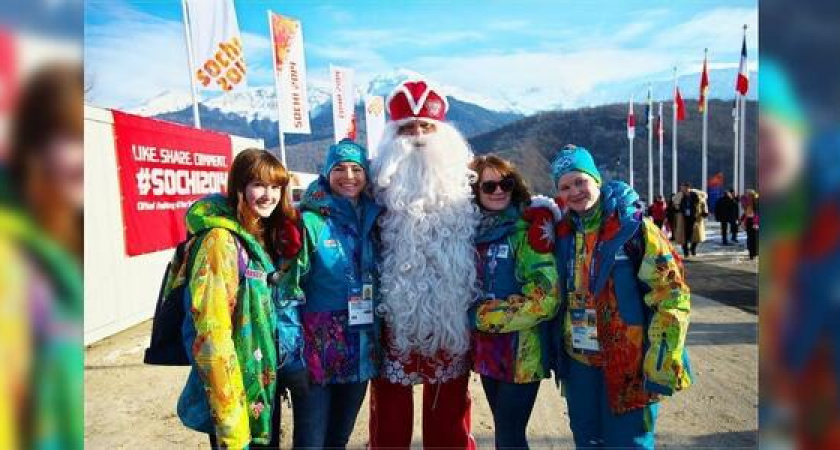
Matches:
[297,178,383,385]
[553,181,693,414]
[0,204,83,450]
[176,194,304,448]
[469,205,559,384]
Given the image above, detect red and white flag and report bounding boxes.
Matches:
[736,35,749,95]
[656,102,664,137]
[627,98,635,139]
[675,87,686,121]
[699,53,710,113]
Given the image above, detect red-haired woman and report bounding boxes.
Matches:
[175,148,306,448]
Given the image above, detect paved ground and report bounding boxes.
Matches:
[85,227,758,448]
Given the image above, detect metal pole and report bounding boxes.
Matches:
[648,85,654,203]
[740,94,747,194]
[629,137,634,189]
[701,49,709,193]
[181,0,201,128]
[733,95,740,194]
[659,101,664,197]
[672,67,678,195]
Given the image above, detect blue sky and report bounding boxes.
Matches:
[84,0,758,110]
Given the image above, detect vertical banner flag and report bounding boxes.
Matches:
[699,52,710,112]
[736,34,750,95]
[364,95,386,159]
[627,98,636,139]
[269,12,311,134]
[675,87,686,121]
[331,65,357,143]
[185,0,247,92]
[111,111,233,256]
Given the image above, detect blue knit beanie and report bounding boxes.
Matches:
[322,138,369,178]
[551,145,602,185]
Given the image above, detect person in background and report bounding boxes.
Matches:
[293,139,382,448]
[0,62,83,449]
[672,182,709,257]
[175,149,305,449]
[468,155,559,449]
[665,193,678,240]
[550,145,692,449]
[647,194,668,230]
[740,189,759,259]
[714,189,740,245]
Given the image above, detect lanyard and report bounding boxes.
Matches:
[325,217,371,285]
[482,243,501,298]
[566,230,600,295]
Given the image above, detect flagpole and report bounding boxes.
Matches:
[629,95,634,189]
[672,67,678,195]
[647,84,654,203]
[740,93,747,193]
[268,10,288,168]
[733,96,740,194]
[658,101,664,197]
[181,0,201,128]
[702,48,709,193]
[739,24,748,194]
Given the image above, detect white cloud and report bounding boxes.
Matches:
[410,48,674,110]
[330,28,484,49]
[653,7,758,53]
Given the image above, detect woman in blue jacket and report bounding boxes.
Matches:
[293,139,382,448]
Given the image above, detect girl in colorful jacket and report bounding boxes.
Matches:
[550,146,693,449]
[468,155,560,449]
[292,139,383,448]
[176,148,306,449]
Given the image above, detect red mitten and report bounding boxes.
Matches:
[523,206,555,253]
[278,217,303,259]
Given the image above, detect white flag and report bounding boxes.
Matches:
[185,0,247,92]
[331,65,356,143]
[364,96,385,159]
[269,12,311,134]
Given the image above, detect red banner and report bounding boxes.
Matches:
[112,110,233,256]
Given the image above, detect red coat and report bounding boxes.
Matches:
[649,200,667,222]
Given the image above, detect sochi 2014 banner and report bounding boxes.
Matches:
[364,95,385,159]
[112,110,232,256]
[269,11,311,134]
[331,65,356,142]
[185,0,247,92]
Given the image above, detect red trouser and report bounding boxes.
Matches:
[368,375,476,449]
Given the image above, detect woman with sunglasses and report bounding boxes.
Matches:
[467,155,560,449]
[176,148,305,448]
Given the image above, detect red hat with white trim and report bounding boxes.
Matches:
[386,79,449,124]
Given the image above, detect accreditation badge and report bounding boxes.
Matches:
[348,285,373,326]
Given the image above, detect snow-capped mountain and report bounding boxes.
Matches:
[130,67,758,119]
[130,90,194,117]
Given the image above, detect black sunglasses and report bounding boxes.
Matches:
[480,176,515,194]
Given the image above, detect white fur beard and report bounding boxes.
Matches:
[373,121,481,357]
